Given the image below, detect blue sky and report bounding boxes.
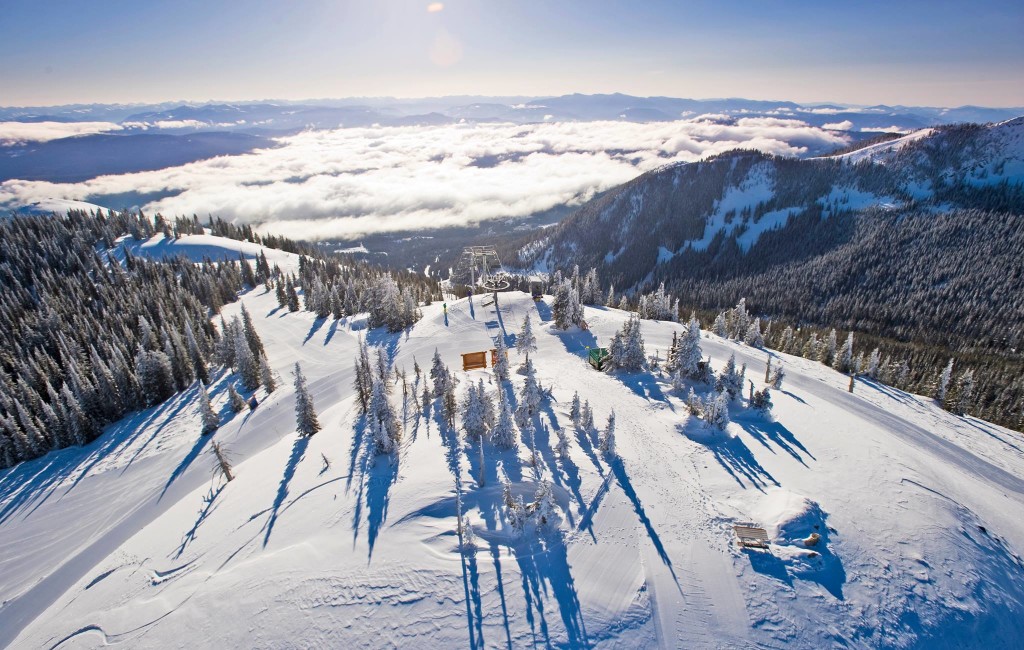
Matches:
[2,0,1022,106]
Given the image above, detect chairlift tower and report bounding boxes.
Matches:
[455,245,511,291]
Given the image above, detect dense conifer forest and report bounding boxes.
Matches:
[0,210,437,468]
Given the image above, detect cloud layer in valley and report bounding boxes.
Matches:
[0,117,848,239]
[0,121,125,145]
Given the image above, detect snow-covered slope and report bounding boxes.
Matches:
[11,198,111,216]
[832,117,1024,187]
[115,232,302,275]
[2,290,1023,648]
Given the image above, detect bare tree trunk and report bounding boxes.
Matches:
[212,441,234,482]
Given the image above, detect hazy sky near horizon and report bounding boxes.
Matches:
[2,0,1022,107]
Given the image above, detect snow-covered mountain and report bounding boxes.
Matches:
[516,118,1024,351]
[1,255,1023,648]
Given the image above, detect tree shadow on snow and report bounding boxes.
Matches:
[735,415,816,466]
[459,538,486,649]
[262,435,309,548]
[365,452,400,560]
[365,326,402,367]
[160,425,217,502]
[684,424,779,492]
[861,378,920,409]
[550,327,598,364]
[607,455,683,593]
[323,317,343,347]
[780,390,807,405]
[513,534,589,648]
[174,482,226,559]
[302,316,329,345]
[613,371,668,403]
[534,299,552,322]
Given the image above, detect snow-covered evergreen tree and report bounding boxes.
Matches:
[442,377,458,429]
[744,318,764,348]
[184,321,209,385]
[516,314,537,361]
[769,364,786,390]
[712,311,728,338]
[370,371,401,453]
[233,326,260,391]
[751,388,773,414]
[580,399,594,433]
[515,357,542,425]
[729,298,750,340]
[555,427,570,458]
[479,379,495,432]
[493,336,510,382]
[534,480,558,527]
[259,355,276,393]
[896,360,911,389]
[608,314,646,371]
[569,390,581,426]
[666,331,679,370]
[240,303,266,358]
[354,338,373,414]
[430,348,451,398]
[600,409,616,455]
[674,316,704,379]
[716,354,745,399]
[293,362,321,437]
[935,358,955,405]
[419,376,431,410]
[703,391,731,430]
[491,388,518,449]
[821,329,838,367]
[834,332,854,373]
[14,401,48,457]
[954,369,975,416]
[868,348,881,379]
[286,280,301,312]
[227,383,246,413]
[802,332,819,360]
[685,387,701,415]
[780,326,795,353]
[199,384,219,435]
[136,348,175,406]
[462,381,487,440]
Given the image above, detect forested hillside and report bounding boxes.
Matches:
[0,210,437,469]
[515,119,1024,431]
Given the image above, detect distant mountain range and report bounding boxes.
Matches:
[3,94,1022,135]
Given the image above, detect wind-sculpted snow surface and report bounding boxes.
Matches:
[1,290,1023,648]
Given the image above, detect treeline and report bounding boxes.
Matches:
[152,212,319,257]
[529,265,1024,433]
[270,255,438,332]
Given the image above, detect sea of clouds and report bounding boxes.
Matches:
[0,116,848,239]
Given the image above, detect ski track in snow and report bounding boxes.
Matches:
[2,276,1024,648]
